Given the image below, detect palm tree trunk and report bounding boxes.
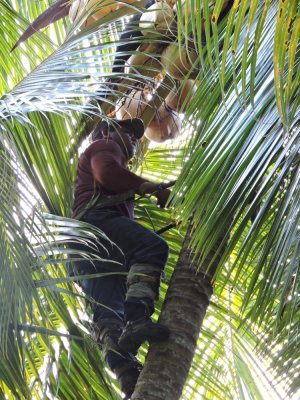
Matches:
[132,226,223,400]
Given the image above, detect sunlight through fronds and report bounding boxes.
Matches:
[0,0,299,398]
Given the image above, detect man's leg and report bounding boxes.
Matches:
[69,213,142,398]
[80,210,170,355]
[75,272,143,398]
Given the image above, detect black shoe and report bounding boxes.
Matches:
[114,360,142,399]
[118,317,170,354]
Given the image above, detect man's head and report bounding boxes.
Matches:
[92,118,145,160]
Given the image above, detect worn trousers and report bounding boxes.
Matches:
[70,208,169,324]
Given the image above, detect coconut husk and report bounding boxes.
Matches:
[124,43,163,79]
[139,1,175,36]
[115,89,148,119]
[144,104,181,142]
[161,43,199,80]
[165,79,197,112]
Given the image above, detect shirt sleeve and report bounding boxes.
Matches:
[89,140,148,193]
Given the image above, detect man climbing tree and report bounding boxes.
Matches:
[70,118,173,398]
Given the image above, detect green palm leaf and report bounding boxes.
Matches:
[0,0,299,399]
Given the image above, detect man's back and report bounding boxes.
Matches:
[73,139,145,219]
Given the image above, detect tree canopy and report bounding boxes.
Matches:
[0,1,299,399]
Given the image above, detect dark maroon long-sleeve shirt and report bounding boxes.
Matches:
[73,139,148,219]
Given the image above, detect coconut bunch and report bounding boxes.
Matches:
[137,1,200,79]
[104,0,233,143]
[11,0,232,144]
[115,78,197,142]
[115,82,183,143]
[133,1,199,79]
[69,0,200,80]
[114,0,202,142]
[68,0,230,142]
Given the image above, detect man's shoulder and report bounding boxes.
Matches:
[84,139,126,165]
[88,139,119,152]
[83,139,121,158]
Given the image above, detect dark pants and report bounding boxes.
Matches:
[70,208,169,323]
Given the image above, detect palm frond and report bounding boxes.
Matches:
[1,0,299,399]
[172,0,300,331]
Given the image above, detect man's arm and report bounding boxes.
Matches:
[90,141,172,207]
[90,141,148,193]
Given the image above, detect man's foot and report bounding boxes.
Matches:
[118,317,170,354]
[114,360,142,399]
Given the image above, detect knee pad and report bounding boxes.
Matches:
[126,264,163,301]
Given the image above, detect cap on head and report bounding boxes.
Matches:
[92,118,144,141]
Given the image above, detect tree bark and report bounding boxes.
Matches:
[132,226,222,400]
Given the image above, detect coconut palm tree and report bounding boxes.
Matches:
[0,1,299,399]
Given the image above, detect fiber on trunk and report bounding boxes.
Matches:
[132,226,224,400]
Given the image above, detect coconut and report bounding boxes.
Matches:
[144,104,182,142]
[139,2,175,36]
[115,90,148,120]
[165,79,197,112]
[69,0,141,28]
[124,43,162,79]
[173,0,191,19]
[161,43,198,80]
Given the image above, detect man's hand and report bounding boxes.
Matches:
[156,188,171,208]
[138,182,162,196]
[137,181,175,208]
